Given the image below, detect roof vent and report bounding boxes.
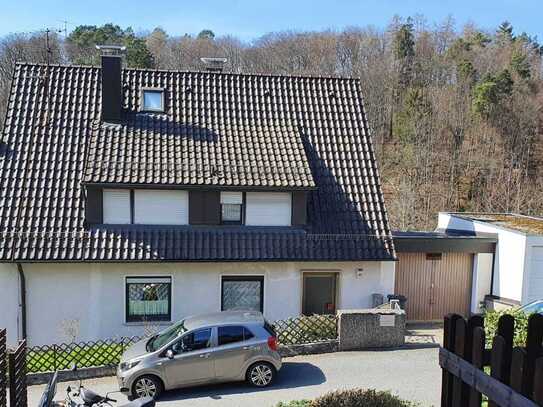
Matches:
[200,57,228,72]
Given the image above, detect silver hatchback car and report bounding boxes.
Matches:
[117,311,282,399]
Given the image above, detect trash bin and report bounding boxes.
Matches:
[371,293,384,308]
[387,294,407,310]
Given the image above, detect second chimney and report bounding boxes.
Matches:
[97,45,125,123]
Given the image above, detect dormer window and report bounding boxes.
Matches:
[220,192,243,224]
[141,88,165,112]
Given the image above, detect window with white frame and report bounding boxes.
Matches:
[141,89,164,112]
[103,189,131,224]
[220,192,243,224]
[126,277,172,322]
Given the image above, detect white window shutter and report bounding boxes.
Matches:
[245,192,292,226]
[134,190,188,225]
[103,189,131,224]
[220,191,243,204]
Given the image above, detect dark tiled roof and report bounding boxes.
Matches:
[0,63,395,261]
[84,69,315,188]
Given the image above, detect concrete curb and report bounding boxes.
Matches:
[27,366,116,386]
[26,341,339,386]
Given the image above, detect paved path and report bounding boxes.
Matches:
[28,346,441,407]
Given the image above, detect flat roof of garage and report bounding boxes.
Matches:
[445,212,543,236]
[392,230,497,253]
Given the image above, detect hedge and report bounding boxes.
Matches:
[277,389,418,407]
[483,308,530,347]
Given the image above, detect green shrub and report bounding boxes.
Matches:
[483,309,530,347]
[278,389,418,407]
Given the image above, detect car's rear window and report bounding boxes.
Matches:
[218,325,254,345]
[263,320,276,336]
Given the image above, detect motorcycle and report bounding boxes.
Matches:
[38,365,155,407]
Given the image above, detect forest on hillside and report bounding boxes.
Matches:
[0,17,542,231]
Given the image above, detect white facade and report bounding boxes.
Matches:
[470,253,493,313]
[0,260,394,347]
[438,212,543,305]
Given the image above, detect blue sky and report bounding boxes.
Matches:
[2,0,542,41]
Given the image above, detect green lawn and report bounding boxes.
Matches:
[26,342,127,373]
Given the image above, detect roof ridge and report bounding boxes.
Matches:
[15,61,358,81]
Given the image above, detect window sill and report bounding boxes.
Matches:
[123,321,173,327]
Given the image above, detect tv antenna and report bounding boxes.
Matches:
[45,27,62,66]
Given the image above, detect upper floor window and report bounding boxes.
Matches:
[102,188,188,225]
[245,192,292,226]
[220,192,243,224]
[134,190,188,225]
[103,189,131,224]
[141,88,164,112]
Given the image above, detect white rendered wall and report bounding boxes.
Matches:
[438,213,526,302]
[0,260,395,346]
[471,253,493,313]
[0,263,20,345]
[524,237,543,304]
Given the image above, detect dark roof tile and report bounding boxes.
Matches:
[0,63,395,261]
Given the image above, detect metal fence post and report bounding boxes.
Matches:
[8,352,15,407]
[53,344,57,371]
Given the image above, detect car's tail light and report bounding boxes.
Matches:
[267,336,278,351]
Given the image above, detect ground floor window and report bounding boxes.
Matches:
[126,276,172,322]
[221,276,264,312]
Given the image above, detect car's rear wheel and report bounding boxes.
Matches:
[131,375,163,400]
[246,362,276,387]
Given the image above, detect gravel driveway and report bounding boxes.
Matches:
[27,346,441,407]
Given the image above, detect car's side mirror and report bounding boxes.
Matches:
[166,349,174,359]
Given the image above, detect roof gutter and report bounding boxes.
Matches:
[16,263,27,340]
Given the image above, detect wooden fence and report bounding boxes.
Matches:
[440,313,543,407]
[8,340,27,407]
[0,329,6,407]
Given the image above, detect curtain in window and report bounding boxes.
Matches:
[127,277,171,321]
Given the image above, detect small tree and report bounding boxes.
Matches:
[58,319,80,343]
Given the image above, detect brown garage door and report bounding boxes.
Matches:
[395,252,473,321]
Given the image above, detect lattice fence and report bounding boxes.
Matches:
[0,329,6,407]
[273,314,337,345]
[26,336,141,373]
[8,340,27,407]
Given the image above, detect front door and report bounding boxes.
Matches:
[162,328,214,387]
[302,273,337,315]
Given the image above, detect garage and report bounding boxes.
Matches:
[527,246,543,303]
[393,231,496,321]
[395,252,473,321]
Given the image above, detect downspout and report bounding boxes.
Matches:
[16,263,27,340]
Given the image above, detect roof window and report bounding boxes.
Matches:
[141,88,165,112]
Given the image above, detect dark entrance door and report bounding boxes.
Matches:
[302,273,337,315]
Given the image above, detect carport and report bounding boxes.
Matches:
[393,231,496,322]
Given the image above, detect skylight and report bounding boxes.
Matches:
[142,89,164,112]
